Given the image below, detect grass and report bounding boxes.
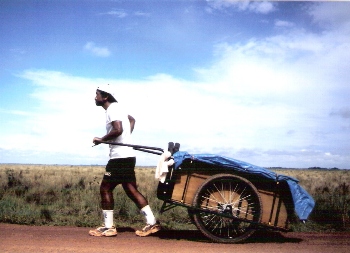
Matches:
[0,164,194,230]
[0,164,349,232]
[270,168,350,232]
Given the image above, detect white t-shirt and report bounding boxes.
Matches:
[105,102,135,159]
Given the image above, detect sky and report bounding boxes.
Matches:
[0,0,350,169]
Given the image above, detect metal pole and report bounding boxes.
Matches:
[93,141,164,153]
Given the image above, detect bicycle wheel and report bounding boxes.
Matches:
[192,174,262,243]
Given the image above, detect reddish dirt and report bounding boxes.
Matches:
[1,223,350,253]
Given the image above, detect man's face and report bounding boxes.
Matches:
[95,90,106,106]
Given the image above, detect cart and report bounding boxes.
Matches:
[98,141,315,243]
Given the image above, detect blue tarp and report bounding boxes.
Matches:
[173,151,315,221]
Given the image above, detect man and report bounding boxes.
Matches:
[89,84,160,237]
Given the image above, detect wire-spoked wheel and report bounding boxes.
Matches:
[191,174,262,243]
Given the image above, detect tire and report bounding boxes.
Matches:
[191,174,262,243]
[187,208,195,224]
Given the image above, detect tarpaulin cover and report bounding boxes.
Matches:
[173,151,315,221]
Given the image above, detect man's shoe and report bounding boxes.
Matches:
[135,222,161,237]
[89,225,117,237]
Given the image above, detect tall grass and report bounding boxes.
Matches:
[0,164,349,232]
[0,164,194,230]
[270,168,350,231]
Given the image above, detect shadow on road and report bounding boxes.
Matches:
[153,229,302,244]
[115,226,302,244]
[245,230,302,244]
[157,229,210,242]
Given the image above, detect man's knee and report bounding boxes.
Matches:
[122,183,138,195]
[100,180,116,192]
[100,184,110,193]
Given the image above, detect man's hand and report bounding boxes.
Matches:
[92,120,123,147]
[93,137,103,145]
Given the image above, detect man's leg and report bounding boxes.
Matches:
[120,158,156,224]
[122,182,160,236]
[89,180,118,237]
[100,180,118,229]
[101,180,118,210]
[122,182,148,209]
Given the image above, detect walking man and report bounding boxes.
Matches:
[89,84,160,237]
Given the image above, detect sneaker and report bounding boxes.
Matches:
[89,225,117,237]
[135,222,161,237]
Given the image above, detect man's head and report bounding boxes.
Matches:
[95,84,117,106]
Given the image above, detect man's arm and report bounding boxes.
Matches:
[128,115,135,133]
[93,120,123,144]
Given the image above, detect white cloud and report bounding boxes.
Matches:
[330,107,350,119]
[308,2,350,29]
[247,1,276,14]
[192,9,350,167]
[100,9,128,18]
[134,11,150,17]
[0,108,34,116]
[84,42,111,57]
[99,9,150,18]
[2,2,350,168]
[275,20,294,28]
[207,0,276,14]
[6,24,350,167]
[10,48,26,55]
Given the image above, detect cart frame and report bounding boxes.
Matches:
[97,141,307,243]
[156,153,294,243]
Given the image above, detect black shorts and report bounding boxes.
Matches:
[103,157,136,184]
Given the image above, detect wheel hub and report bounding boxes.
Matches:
[218,204,233,214]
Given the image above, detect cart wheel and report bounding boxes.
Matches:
[187,208,195,224]
[192,174,262,243]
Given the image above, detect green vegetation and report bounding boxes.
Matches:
[270,168,350,232]
[0,164,194,230]
[0,164,349,232]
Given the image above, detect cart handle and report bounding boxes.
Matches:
[92,141,164,155]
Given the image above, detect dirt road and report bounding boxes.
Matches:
[1,223,349,253]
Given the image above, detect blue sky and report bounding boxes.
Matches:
[1,0,350,168]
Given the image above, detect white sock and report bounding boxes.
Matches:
[140,205,156,225]
[103,210,114,228]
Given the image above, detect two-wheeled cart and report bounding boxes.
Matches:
[98,141,314,243]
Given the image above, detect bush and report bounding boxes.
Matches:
[1,164,349,231]
[0,164,193,230]
[271,168,350,231]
